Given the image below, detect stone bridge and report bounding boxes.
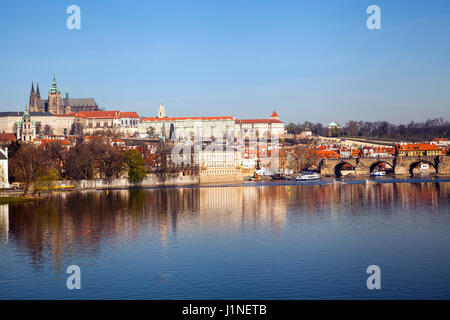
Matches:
[319,155,450,177]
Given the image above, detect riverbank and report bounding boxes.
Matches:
[2,175,450,198]
[0,196,40,204]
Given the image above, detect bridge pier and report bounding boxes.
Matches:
[437,156,450,176]
[355,166,370,176]
[319,159,336,177]
[394,158,410,176]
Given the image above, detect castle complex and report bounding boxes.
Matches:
[29,76,99,115]
[0,79,286,147]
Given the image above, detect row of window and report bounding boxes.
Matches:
[203,169,236,175]
[121,119,138,126]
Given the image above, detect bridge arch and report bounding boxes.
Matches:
[334,161,356,177]
[369,161,394,174]
[409,160,437,176]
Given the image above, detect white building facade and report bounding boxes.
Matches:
[139,106,284,141]
[0,111,75,136]
[235,111,285,138]
[198,147,243,183]
[0,148,9,188]
[138,105,236,140]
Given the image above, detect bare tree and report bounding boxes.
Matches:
[9,144,45,196]
[43,125,53,136]
[64,144,95,180]
[35,121,42,135]
[294,144,319,171]
[87,136,123,179]
[41,140,68,176]
[70,122,84,136]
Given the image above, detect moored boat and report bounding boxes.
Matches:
[251,174,262,181]
[371,171,386,177]
[271,173,290,180]
[296,172,321,181]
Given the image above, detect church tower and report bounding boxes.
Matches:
[48,75,62,114]
[16,105,36,142]
[270,110,280,120]
[29,82,43,112]
[36,82,41,101]
[158,103,166,118]
[29,82,35,111]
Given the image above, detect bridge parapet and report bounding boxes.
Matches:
[319,155,450,177]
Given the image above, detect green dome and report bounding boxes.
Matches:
[328,121,340,127]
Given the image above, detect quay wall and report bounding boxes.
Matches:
[199,173,244,184]
[63,174,199,190]
[29,172,247,192]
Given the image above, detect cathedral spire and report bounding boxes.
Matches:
[29,82,35,106]
[36,83,40,97]
[50,74,59,94]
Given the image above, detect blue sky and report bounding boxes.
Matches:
[1,0,450,124]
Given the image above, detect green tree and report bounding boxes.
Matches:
[37,168,61,197]
[123,149,146,183]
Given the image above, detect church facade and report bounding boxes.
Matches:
[29,76,100,115]
[15,106,36,142]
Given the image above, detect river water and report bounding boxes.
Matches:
[1,181,450,299]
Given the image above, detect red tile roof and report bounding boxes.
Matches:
[76,111,121,119]
[119,112,140,118]
[142,116,235,121]
[0,133,17,143]
[398,143,442,151]
[271,110,279,118]
[316,150,340,159]
[75,111,141,119]
[235,119,283,124]
[35,138,71,146]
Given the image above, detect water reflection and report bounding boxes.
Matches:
[0,204,8,243]
[4,182,450,270]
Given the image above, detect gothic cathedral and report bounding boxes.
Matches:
[29,76,100,115]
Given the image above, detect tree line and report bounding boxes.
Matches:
[286,118,450,140]
[7,135,147,196]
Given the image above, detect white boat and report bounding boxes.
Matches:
[296,172,321,181]
[371,171,386,177]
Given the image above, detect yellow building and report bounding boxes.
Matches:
[397,143,443,157]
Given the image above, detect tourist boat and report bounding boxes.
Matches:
[296,172,321,181]
[371,171,386,177]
